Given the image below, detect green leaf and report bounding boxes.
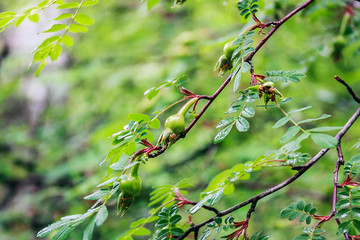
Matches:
[144,87,159,100]
[235,117,249,132]
[280,126,300,144]
[206,189,224,206]
[241,106,255,118]
[95,206,108,226]
[37,219,72,237]
[128,113,150,123]
[294,234,310,240]
[83,0,99,7]
[0,11,16,18]
[304,203,313,212]
[226,104,242,114]
[84,189,109,200]
[133,227,151,236]
[50,44,62,61]
[336,199,350,208]
[75,13,94,26]
[52,224,75,240]
[307,126,342,132]
[280,208,293,218]
[241,62,251,72]
[14,14,26,27]
[311,133,338,148]
[297,200,305,211]
[214,125,232,144]
[216,117,236,129]
[335,208,350,218]
[148,118,160,129]
[273,116,291,128]
[43,24,67,33]
[189,193,216,214]
[35,61,48,77]
[68,24,88,33]
[96,177,118,187]
[298,213,307,222]
[53,13,73,21]
[297,114,331,124]
[170,215,182,225]
[57,2,79,9]
[28,13,40,23]
[232,69,242,93]
[61,35,74,47]
[288,106,312,114]
[280,97,293,105]
[147,0,160,10]
[172,227,185,236]
[288,211,301,220]
[109,154,130,171]
[83,217,96,240]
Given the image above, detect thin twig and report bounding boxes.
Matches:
[334,75,360,103]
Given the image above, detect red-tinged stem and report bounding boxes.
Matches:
[245,0,315,63]
[180,73,233,138]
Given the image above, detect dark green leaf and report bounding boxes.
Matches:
[155,219,169,228]
[304,203,313,212]
[335,208,350,218]
[172,228,185,236]
[297,200,305,211]
[170,215,182,225]
[336,199,350,208]
[288,211,301,220]
[294,233,310,240]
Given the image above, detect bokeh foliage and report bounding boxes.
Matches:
[0,0,359,239]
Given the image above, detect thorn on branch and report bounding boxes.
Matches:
[334,75,360,103]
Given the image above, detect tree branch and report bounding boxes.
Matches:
[334,75,360,104]
[177,106,360,239]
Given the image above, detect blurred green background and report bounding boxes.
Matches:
[0,0,359,239]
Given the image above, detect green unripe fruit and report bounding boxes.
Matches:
[165,114,185,134]
[223,41,237,59]
[120,175,142,196]
[263,81,275,87]
[333,35,346,49]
